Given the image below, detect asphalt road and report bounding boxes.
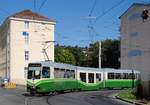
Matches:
[0,87,133,105]
[48,90,132,105]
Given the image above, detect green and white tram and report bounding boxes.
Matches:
[27,61,140,95]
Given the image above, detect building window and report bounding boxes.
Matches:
[128,49,142,57]
[130,32,139,37]
[22,32,29,44]
[128,13,140,21]
[25,51,29,61]
[22,32,29,36]
[24,21,29,29]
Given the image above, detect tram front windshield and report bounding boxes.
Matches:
[28,64,41,79]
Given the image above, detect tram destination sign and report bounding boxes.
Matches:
[29,63,41,67]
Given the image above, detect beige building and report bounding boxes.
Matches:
[120,3,150,97]
[0,10,56,85]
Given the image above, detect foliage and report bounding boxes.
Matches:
[55,45,76,65]
[63,46,86,66]
[84,42,99,67]
[101,39,120,68]
[84,39,120,68]
[54,39,120,68]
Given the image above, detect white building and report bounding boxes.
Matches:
[0,10,56,85]
[120,3,150,97]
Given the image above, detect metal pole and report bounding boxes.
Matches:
[99,41,101,68]
[103,69,105,88]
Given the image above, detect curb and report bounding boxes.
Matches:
[115,96,146,105]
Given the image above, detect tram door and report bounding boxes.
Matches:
[88,73,94,83]
[80,73,86,82]
[96,73,101,82]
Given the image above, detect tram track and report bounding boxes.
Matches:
[25,97,42,105]
[24,90,130,105]
[24,92,58,105]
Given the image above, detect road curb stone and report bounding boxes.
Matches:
[115,96,147,105]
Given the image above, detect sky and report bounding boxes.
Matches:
[0,0,149,47]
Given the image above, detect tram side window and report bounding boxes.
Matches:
[122,73,128,79]
[108,73,115,79]
[96,73,101,82]
[115,73,121,79]
[129,73,135,79]
[64,70,75,78]
[42,67,50,78]
[54,68,65,78]
[88,73,94,83]
[80,73,86,82]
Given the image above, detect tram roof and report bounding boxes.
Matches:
[29,61,140,73]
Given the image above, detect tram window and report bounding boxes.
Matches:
[27,70,41,79]
[28,64,41,79]
[115,73,121,79]
[34,71,41,79]
[80,73,86,82]
[27,71,32,79]
[88,73,94,83]
[42,67,50,78]
[129,73,135,79]
[64,70,75,78]
[64,70,70,78]
[96,73,101,82]
[68,70,75,78]
[54,68,65,78]
[108,73,115,79]
[122,73,128,79]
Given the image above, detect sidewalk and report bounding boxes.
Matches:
[116,95,147,105]
[115,90,148,105]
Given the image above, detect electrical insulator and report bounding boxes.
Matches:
[141,9,149,21]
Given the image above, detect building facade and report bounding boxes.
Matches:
[0,10,56,85]
[120,3,150,97]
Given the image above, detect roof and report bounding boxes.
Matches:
[119,3,150,19]
[10,9,56,22]
[31,61,140,73]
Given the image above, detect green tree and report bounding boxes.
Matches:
[101,39,120,69]
[54,39,120,68]
[55,45,76,65]
[65,46,86,66]
[85,42,99,67]
[84,39,120,68]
